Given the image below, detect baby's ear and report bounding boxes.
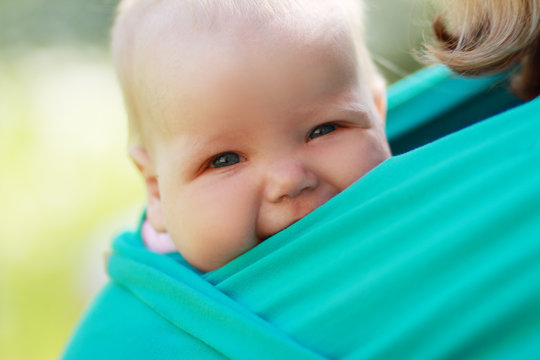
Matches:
[129,145,167,233]
[371,76,387,125]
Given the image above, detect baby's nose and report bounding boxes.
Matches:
[264,159,319,202]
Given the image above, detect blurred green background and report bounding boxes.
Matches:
[0,0,430,359]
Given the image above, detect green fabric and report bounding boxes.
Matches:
[63,68,540,359]
[386,66,523,154]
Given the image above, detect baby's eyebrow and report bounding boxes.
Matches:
[313,103,372,127]
[174,135,213,167]
[337,108,372,126]
[175,133,233,174]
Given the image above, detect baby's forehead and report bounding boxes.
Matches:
[119,0,359,88]
[113,0,363,142]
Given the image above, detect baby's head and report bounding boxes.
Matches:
[112,0,391,271]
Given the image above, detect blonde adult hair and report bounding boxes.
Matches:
[425,0,540,99]
[111,0,381,146]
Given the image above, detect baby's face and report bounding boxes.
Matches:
[135,18,391,271]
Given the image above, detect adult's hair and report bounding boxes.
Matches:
[425,0,540,99]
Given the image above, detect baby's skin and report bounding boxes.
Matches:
[116,1,392,271]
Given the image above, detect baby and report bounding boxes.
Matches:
[111,0,391,272]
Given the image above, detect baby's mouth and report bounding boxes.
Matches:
[257,189,338,241]
[259,217,302,241]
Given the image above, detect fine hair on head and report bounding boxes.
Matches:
[110,0,382,146]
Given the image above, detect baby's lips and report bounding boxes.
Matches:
[257,207,315,240]
[262,217,301,240]
[257,188,337,240]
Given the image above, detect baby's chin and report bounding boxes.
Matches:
[183,238,260,273]
[189,220,302,271]
[186,230,285,272]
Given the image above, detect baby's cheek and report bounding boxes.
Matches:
[172,179,260,271]
[331,133,390,189]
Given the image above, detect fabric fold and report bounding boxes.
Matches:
[108,232,328,360]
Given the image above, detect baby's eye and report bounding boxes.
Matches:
[211,152,242,168]
[308,123,337,140]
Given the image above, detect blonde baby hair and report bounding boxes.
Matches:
[110,0,382,146]
[425,0,540,99]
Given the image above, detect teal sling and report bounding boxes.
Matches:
[63,67,540,359]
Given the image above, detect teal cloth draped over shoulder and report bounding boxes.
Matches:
[63,67,540,359]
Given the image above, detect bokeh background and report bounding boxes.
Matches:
[0,0,432,358]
